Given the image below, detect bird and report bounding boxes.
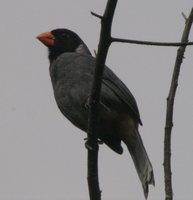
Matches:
[37,28,155,198]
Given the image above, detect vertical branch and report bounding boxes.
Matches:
[86,1,118,200]
[164,8,193,200]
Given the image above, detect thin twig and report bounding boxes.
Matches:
[87,1,118,200]
[182,12,188,21]
[111,37,193,47]
[91,11,103,19]
[164,7,193,200]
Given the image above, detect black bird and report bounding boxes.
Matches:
[37,28,155,198]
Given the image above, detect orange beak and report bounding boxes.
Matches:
[36,32,55,46]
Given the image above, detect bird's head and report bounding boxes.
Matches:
[37,28,91,62]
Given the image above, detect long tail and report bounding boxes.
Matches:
[125,130,155,199]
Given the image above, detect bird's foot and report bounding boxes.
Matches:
[84,138,103,151]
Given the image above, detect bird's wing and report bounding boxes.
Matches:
[102,66,142,125]
[53,53,142,125]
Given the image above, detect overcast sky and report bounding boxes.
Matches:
[0,0,193,200]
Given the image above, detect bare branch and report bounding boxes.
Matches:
[111,37,193,47]
[87,1,118,200]
[164,7,193,200]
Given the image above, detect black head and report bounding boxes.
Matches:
[37,28,91,62]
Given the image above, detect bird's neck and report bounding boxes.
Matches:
[48,48,61,63]
[48,43,91,63]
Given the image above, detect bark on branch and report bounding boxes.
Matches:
[164,8,193,200]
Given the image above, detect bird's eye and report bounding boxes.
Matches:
[62,33,69,38]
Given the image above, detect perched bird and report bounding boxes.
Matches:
[37,28,155,198]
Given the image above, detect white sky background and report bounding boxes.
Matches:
[0,0,193,199]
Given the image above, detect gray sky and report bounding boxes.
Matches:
[0,0,193,199]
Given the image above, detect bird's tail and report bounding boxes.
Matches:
[125,130,155,199]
